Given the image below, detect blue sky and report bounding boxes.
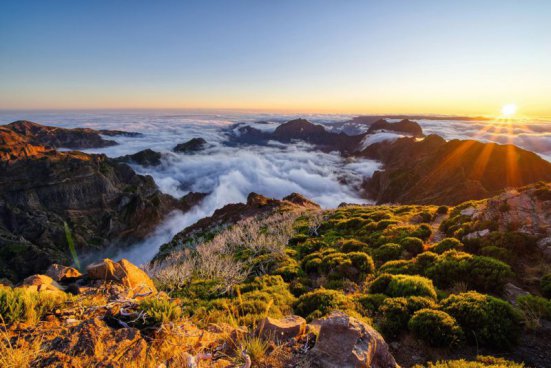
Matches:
[1,0,550,116]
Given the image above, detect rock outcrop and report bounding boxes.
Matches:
[4,120,140,149]
[310,311,398,368]
[115,148,162,167]
[367,118,424,137]
[362,135,551,205]
[256,315,306,342]
[173,137,207,153]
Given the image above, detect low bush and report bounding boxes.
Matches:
[541,273,551,298]
[400,237,424,256]
[516,295,551,328]
[412,224,432,241]
[294,288,354,320]
[418,355,525,368]
[374,243,402,263]
[355,293,388,316]
[436,206,449,215]
[408,309,464,347]
[338,239,369,253]
[370,274,437,299]
[432,238,464,254]
[378,296,437,338]
[427,251,512,292]
[379,260,416,275]
[441,292,521,349]
[387,274,437,299]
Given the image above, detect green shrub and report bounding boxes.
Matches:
[386,274,437,299]
[294,289,354,320]
[427,251,512,292]
[541,273,551,298]
[436,206,449,215]
[378,296,437,338]
[339,239,369,253]
[479,246,512,262]
[370,274,437,299]
[414,251,438,272]
[408,309,464,347]
[426,251,473,289]
[400,237,424,256]
[467,256,513,292]
[379,260,416,275]
[355,293,388,316]
[432,238,464,254]
[412,224,432,241]
[369,274,393,294]
[419,355,524,368]
[0,287,68,325]
[516,294,551,328]
[378,297,409,337]
[374,243,402,263]
[441,292,521,348]
[139,297,183,324]
[347,252,376,274]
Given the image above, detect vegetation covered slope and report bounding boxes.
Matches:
[144,184,551,367]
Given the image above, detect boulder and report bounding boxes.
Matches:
[173,137,207,153]
[46,264,82,282]
[504,283,530,305]
[114,148,162,167]
[20,274,64,292]
[86,258,157,296]
[310,311,398,368]
[256,315,306,342]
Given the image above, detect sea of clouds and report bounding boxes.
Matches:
[1,110,550,264]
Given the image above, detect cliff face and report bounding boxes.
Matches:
[0,124,190,281]
[361,135,551,205]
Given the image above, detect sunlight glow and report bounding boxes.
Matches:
[501,104,517,117]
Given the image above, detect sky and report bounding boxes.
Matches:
[1,0,550,117]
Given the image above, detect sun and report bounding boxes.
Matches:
[501,103,517,117]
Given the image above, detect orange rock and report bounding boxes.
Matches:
[46,264,82,282]
[256,315,306,342]
[86,258,157,296]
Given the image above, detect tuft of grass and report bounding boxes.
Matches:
[0,328,42,368]
[0,287,68,325]
[139,297,183,325]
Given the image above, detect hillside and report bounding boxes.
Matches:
[0,122,197,281]
[2,185,550,367]
[361,135,551,205]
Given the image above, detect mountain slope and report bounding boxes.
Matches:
[361,135,551,205]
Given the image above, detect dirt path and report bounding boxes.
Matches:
[429,213,447,243]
